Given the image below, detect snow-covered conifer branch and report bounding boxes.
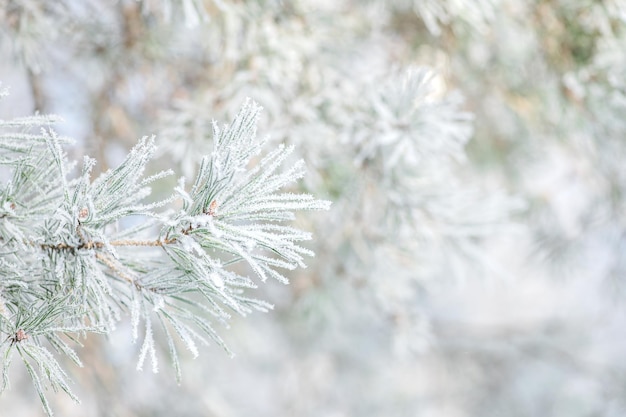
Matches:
[0,92,329,415]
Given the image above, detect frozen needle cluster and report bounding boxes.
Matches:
[0,94,329,415]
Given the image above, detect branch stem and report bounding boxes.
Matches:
[40,238,177,252]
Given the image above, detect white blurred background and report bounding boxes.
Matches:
[1,0,626,415]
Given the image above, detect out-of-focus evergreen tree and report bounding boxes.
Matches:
[1,0,625,415]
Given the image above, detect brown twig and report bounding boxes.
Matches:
[95,252,137,287]
[40,237,177,252]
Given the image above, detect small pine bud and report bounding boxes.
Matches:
[78,207,89,220]
[206,200,218,216]
[16,329,27,342]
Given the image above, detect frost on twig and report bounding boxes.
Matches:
[0,92,329,415]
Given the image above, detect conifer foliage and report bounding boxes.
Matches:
[0,91,329,415]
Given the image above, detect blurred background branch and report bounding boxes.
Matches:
[1,0,626,415]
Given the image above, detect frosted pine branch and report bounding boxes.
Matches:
[0,93,329,416]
